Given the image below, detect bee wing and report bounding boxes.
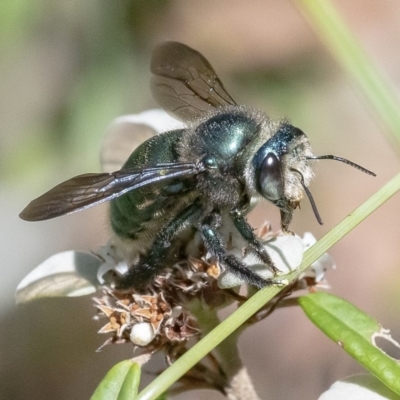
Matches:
[20,163,201,221]
[150,41,236,122]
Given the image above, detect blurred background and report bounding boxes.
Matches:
[1,1,400,399]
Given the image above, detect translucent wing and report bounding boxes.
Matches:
[151,41,237,122]
[20,163,202,221]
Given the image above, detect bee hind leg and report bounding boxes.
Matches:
[116,202,202,292]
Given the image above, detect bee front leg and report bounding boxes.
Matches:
[230,209,280,275]
[201,212,272,288]
[280,209,294,235]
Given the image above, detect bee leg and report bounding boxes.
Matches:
[201,214,272,289]
[230,208,280,274]
[280,209,294,235]
[116,202,202,292]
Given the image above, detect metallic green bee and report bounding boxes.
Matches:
[20,42,375,292]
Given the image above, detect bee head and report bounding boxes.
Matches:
[252,122,376,226]
[253,122,315,211]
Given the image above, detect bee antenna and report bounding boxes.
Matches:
[307,155,376,177]
[292,169,323,225]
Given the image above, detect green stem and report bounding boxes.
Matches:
[137,173,400,400]
[188,300,261,400]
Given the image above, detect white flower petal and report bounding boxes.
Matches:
[301,232,336,281]
[305,252,336,282]
[302,231,317,249]
[319,374,400,400]
[94,243,129,284]
[16,251,101,303]
[218,234,304,289]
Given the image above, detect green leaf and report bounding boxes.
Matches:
[91,360,141,400]
[155,394,168,400]
[299,292,400,395]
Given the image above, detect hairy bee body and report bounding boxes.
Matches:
[110,128,197,261]
[20,42,374,292]
[110,105,314,273]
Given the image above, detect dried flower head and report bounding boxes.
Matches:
[89,219,333,358]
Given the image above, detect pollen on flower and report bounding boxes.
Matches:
[206,263,220,279]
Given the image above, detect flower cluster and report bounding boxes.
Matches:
[92,221,334,357]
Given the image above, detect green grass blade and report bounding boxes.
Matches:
[296,0,400,149]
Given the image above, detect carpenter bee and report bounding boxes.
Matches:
[20,42,375,292]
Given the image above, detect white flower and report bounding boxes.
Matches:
[218,231,335,289]
[16,251,101,303]
[218,233,304,289]
[302,232,336,282]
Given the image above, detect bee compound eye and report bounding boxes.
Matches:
[259,152,284,201]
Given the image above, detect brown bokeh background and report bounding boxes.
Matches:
[1,1,400,399]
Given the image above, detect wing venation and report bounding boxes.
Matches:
[150,41,236,121]
[20,163,203,221]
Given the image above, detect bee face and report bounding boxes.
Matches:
[253,123,314,206]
